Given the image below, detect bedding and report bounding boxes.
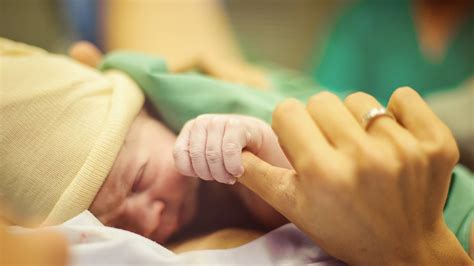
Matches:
[10,211,343,265]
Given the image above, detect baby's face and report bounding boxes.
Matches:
[90,108,199,243]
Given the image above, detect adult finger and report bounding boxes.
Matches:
[343,92,414,146]
[388,87,459,203]
[206,116,235,184]
[189,115,213,180]
[222,118,247,177]
[388,87,454,145]
[168,56,199,73]
[239,152,298,219]
[344,92,432,222]
[68,41,103,68]
[272,98,335,174]
[173,120,197,177]
[307,92,367,148]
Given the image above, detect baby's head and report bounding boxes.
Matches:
[1,38,197,243]
[69,41,200,242]
[90,108,199,243]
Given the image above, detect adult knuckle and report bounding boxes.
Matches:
[386,160,404,178]
[424,130,459,166]
[357,147,387,174]
[297,155,347,184]
[397,138,418,159]
[295,156,320,177]
[357,157,401,185]
[443,139,460,165]
[349,142,400,179]
[344,138,380,162]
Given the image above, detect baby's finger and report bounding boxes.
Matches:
[222,118,246,177]
[173,120,196,177]
[206,117,236,184]
[189,115,213,180]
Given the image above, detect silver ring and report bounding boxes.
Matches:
[362,107,394,130]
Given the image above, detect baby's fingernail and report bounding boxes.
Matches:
[226,178,237,185]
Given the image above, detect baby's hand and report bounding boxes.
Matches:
[173,114,269,184]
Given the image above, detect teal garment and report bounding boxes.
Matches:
[100,51,473,252]
[99,52,322,133]
[445,165,474,252]
[312,1,474,104]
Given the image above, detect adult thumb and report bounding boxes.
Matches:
[238,152,298,218]
[0,229,68,266]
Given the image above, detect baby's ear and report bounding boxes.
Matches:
[69,41,103,68]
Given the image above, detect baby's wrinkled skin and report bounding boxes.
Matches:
[72,42,289,244]
[90,109,199,243]
[90,108,290,244]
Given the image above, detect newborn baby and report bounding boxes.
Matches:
[90,107,292,244]
[68,42,292,245]
[1,39,287,249]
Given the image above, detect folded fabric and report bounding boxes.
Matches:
[445,165,474,251]
[99,52,323,133]
[0,39,144,226]
[10,211,343,265]
[99,51,473,252]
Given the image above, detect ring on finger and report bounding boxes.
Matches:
[362,107,395,130]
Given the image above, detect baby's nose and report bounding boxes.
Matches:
[123,195,165,237]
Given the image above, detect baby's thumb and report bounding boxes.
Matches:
[238,152,298,219]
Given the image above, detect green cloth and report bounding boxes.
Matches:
[99,52,321,133]
[445,165,474,252]
[100,51,473,252]
[311,0,474,104]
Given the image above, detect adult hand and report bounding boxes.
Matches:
[69,41,103,68]
[238,87,472,265]
[0,210,68,266]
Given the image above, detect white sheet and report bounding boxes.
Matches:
[11,211,343,265]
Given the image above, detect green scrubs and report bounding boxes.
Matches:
[312,0,473,104]
[100,51,473,252]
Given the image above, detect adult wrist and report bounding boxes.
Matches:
[388,224,472,266]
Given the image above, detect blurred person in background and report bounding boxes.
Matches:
[0,1,472,262]
[310,0,473,168]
